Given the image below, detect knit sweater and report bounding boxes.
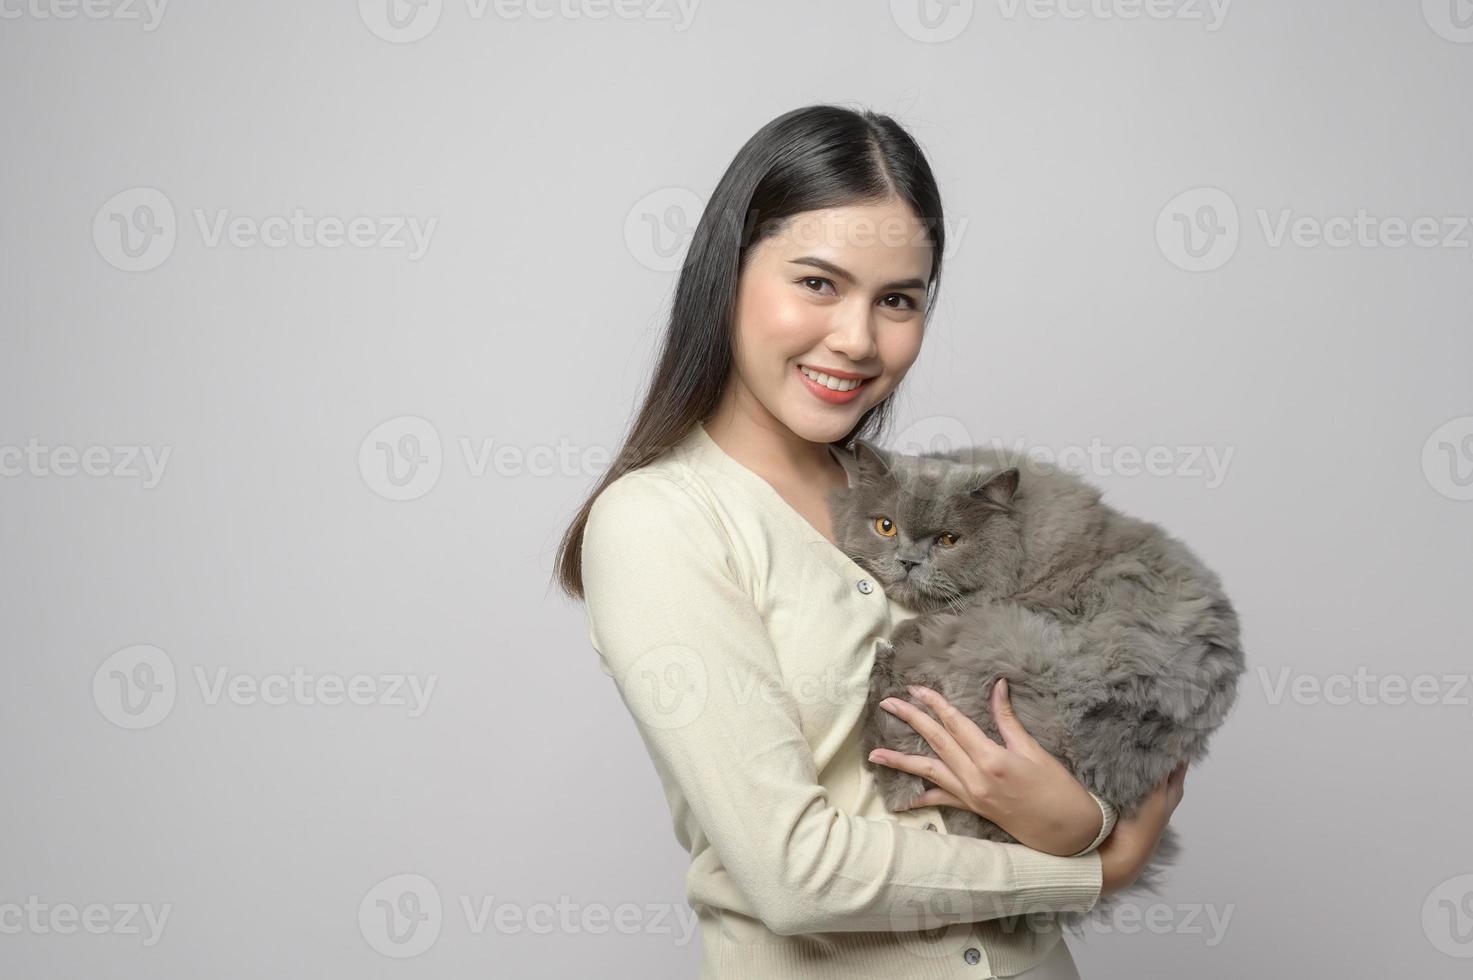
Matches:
[581,422,1109,978]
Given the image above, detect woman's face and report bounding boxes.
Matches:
[727,197,933,446]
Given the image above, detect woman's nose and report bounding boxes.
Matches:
[825,308,878,361]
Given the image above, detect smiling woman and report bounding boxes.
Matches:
[705,197,935,538]
[554,104,1173,980]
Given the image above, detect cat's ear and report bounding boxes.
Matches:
[970,467,1019,509]
[829,439,893,487]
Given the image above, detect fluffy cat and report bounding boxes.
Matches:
[827,439,1245,932]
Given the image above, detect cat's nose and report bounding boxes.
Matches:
[898,558,920,573]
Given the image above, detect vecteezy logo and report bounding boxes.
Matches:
[890,0,975,43]
[359,874,443,957]
[1423,873,1473,957]
[359,0,443,43]
[358,416,443,501]
[890,870,990,962]
[1156,187,1240,272]
[623,187,703,273]
[1423,0,1473,43]
[890,415,974,458]
[1422,416,1473,501]
[93,187,177,272]
[93,644,177,730]
[622,645,709,731]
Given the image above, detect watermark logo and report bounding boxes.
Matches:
[93,644,177,730]
[360,874,443,958]
[995,0,1231,31]
[1257,666,1473,708]
[621,645,709,731]
[624,186,703,273]
[1422,416,1473,501]
[359,0,443,42]
[879,418,1236,489]
[93,188,438,271]
[1423,873,1473,957]
[975,900,1234,943]
[192,209,437,260]
[0,439,171,487]
[891,0,976,43]
[359,416,444,501]
[1160,187,1473,271]
[0,0,169,29]
[0,897,172,945]
[93,187,177,273]
[624,188,969,273]
[360,0,698,42]
[1157,187,1240,272]
[891,870,993,961]
[359,416,616,499]
[358,874,699,953]
[92,645,438,727]
[1423,0,1473,43]
[1258,209,1472,253]
[890,415,975,457]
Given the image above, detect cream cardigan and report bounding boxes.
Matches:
[582,422,1109,978]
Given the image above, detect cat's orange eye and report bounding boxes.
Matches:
[874,517,897,538]
[936,532,959,547]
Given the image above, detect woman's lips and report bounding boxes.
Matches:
[796,364,870,405]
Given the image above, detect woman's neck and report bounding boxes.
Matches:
[703,382,846,496]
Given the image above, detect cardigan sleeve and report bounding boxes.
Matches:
[581,470,1103,937]
[1069,793,1118,857]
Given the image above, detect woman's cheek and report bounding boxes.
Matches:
[764,294,817,347]
[881,326,924,377]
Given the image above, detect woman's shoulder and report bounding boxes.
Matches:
[589,429,730,524]
[581,461,751,604]
[586,459,727,551]
[590,460,703,521]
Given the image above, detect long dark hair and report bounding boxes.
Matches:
[553,103,946,600]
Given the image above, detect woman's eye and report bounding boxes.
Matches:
[874,517,897,538]
[798,276,835,295]
[881,293,918,310]
[936,532,959,547]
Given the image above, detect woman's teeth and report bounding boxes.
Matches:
[799,366,864,391]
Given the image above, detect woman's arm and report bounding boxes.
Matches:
[582,470,1104,937]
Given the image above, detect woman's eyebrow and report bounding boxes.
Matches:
[788,256,926,291]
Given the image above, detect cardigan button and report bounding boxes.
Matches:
[963,947,981,965]
[856,578,874,594]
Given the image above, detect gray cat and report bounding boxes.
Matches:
[827,439,1245,931]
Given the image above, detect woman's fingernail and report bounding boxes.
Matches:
[880,698,897,710]
[906,684,926,698]
[868,750,883,762]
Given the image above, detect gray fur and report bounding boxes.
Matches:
[827,439,1246,933]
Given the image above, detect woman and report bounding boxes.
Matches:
[554,104,1185,979]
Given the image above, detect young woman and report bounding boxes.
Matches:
[554,104,1185,979]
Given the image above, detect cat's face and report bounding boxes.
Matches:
[826,441,1025,612]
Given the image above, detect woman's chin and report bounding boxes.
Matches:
[782,398,868,443]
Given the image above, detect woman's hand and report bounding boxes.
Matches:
[1098,762,1187,895]
[867,679,1108,857]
